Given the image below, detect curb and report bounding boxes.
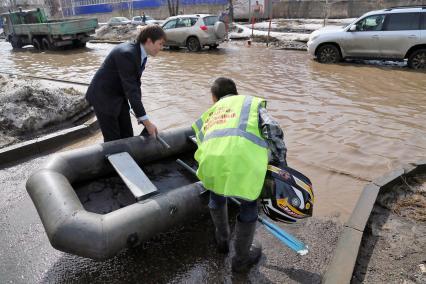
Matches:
[0,118,98,168]
[322,161,425,284]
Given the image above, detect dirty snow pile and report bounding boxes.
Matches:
[95,24,140,41]
[230,23,310,42]
[229,18,354,50]
[0,75,90,148]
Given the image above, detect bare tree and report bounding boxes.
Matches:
[323,0,346,27]
[323,0,328,26]
[228,0,233,22]
[167,0,179,16]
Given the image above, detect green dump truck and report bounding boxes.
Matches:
[1,8,98,50]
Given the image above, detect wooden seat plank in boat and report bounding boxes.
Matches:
[108,152,158,201]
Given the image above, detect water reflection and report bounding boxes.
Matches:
[0,41,425,219]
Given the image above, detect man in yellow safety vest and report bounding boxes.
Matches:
[192,77,287,273]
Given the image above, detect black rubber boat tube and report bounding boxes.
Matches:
[26,127,208,260]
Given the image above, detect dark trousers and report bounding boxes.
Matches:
[209,191,258,223]
[94,103,133,142]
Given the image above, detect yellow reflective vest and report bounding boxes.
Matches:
[192,95,268,201]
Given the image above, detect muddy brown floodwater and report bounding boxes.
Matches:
[1,40,425,221]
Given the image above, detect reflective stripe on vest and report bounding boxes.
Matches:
[196,96,267,148]
[192,95,268,201]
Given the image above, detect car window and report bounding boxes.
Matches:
[355,14,385,31]
[163,19,177,30]
[384,13,420,31]
[133,16,141,21]
[176,18,194,28]
[146,16,154,21]
[190,18,198,26]
[422,13,426,30]
[203,16,218,26]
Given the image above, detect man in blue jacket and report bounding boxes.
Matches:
[86,25,166,142]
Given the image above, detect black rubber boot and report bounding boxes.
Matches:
[231,218,262,273]
[209,206,230,254]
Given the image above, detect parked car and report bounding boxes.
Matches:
[161,14,226,51]
[107,17,131,26]
[307,6,426,69]
[131,15,162,26]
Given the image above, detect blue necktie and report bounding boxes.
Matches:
[140,57,147,74]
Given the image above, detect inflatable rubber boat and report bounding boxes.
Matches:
[26,127,208,260]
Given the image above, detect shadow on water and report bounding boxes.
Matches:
[311,57,426,73]
[339,59,425,74]
[10,46,93,55]
[162,46,228,55]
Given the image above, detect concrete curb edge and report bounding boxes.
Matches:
[0,119,98,167]
[322,161,423,284]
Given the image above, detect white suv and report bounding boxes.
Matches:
[307,6,426,69]
[162,14,226,51]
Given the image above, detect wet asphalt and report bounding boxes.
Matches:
[0,154,342,283]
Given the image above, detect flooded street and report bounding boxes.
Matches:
[0,40,425,283]
[1,40,426,218]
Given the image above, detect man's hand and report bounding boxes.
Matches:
[142,119,158,138]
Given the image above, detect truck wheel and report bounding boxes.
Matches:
[186,37,201,52]
[73,40,86,48]
[10,36,23,49]
[408,49,426,70]
[42,38,52,50]
[316,44,341,64]
[32,38,43,51]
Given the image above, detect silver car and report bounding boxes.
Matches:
[307,6,426,69]
[107,17,131,26]
[131,15,162,26]
[162,14,226,51]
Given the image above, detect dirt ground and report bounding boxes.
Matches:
[0,74,90,149]
[352,174,426,283]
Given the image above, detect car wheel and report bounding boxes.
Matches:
[32,38,43,51]
[316,44,341,64]
[42,38,52,50]
[187,37,201,52]
[408,49,426,70]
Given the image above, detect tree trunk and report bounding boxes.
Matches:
[167,0,173,16]
[228,0,234,22]
[175,0,179,15]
